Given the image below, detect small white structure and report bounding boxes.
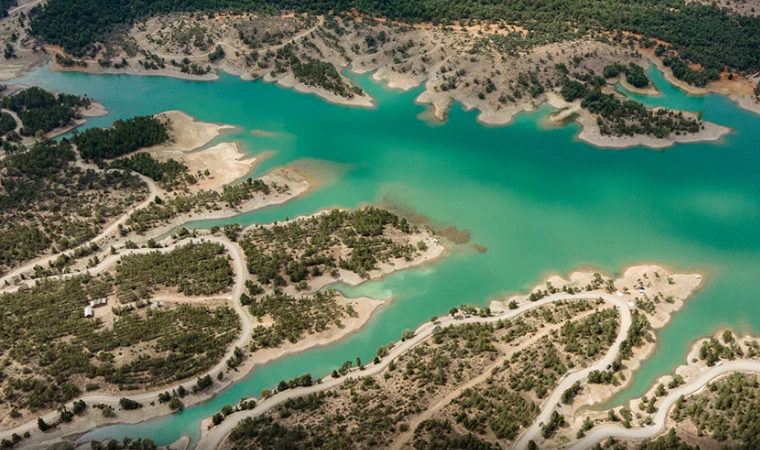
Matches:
[89,298,108,308]
[84,306,94,318]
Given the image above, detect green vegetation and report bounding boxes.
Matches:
[291,56,363,98]
[603,63,650,88]
[663,53,721,88]
[27,0,760,86]
[89,438,158,450]
[127,178,274,233]
[227,322,502,449]
[454,385,539,440]
[265,42,363,98]
[237,207,429,351]
[240,207,416,285]
[671,372,760,446]
[0,139,146,275]
[1,86,90,136]
[119,397,142,410]
[595,428,699,450]
[0,273,239,412]
[411,419,499,449]
[109,152,189,188]
[561,380,582,404]
[561,76,702,138]
[249,289,347,350]
[0,0,16,18]
[115,241,233,302]
[73,116,169,161]
[224,300,617,449]
[697,335,744,366]
[0,111,17,136]
[208,45,226,62]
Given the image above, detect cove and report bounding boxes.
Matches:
[14,64,760,446]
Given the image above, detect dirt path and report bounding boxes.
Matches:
[0,157,160,288]
[388,307,605,450]
[196,291,635,450]
[7,0,43,15]
[0,235,252,446]
[514,298,632,448]
[572,360,760,449]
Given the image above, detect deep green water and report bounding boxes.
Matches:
[15,65,760,446]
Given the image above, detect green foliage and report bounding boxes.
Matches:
[27,0,760,79]
[0,112,16,136]
[118,398,142,410]
[628,428,699,450]
[671,373,760,447]
[127,178,272,232]
[618,310,652,361]
[454,385,538,440]
[698,336,741,366]
[663,56,720,87]
[74,116,169,160]
[0,139,146,274]
[0,274,240,405]
[561,380,582,404]
[249,290,345,349]
[541,410,566,438]
[240,207,414,286]
[192,374,213,393]
[109,152,188,187]
[2,87,89,136]
[291,56,363,99]
[625,63,650,88]
[559,307,619,359]
[208,45,226,62]
[115,242,233,302]
[412,419,499,449]
[581,87,701,138]
[560,80,587,102]
[588,369,616,384]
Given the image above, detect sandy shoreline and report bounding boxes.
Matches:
[142,111,268,192]
[543,92,731,149]
[11,47,755,150]
[641,50,760,116]
[193,263,700,450]
[266,72,375,109]
[0,214,447,448]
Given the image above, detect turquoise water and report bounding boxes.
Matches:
[15,65,760,445]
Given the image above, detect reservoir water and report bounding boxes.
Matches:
[15,65,760,445]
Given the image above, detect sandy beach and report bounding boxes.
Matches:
[153,110,234,151]
[142,111,268,191]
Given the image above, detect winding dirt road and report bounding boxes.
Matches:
[0,236,252,445]
[196,291,634,450]
[0,164,160,288]
[571,360,760,449]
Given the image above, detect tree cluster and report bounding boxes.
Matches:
[73,116,169,161]
[1,86,89,136]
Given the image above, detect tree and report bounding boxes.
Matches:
[169,396,183,411]
[37,417,50,431]
[402,329,415,341]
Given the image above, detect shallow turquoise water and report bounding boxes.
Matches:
[15,65,760,445]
